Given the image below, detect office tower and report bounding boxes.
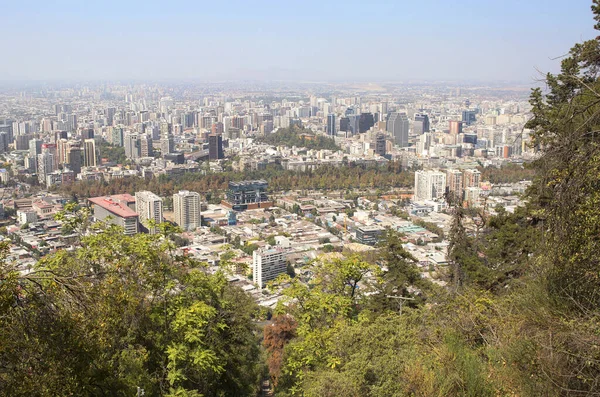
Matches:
[135,191,163,234]
[29,138,42,158]
[446,169,464,203]
[413,114,430,135]
[208,133,224,160]
[0,132,9,154]
[462,110,477,126]
[160,135,175,156]
[83,139,97,167]
[347,115,360,135]
[81,128,94,140]
[326,114,336,136]
[414,170,447,201]
[260,120,274,135]
[387,112,410,147]
[112,126,125,146]
[124,133,141,160]
[380,102,388,121]
[232,116,245,130]
[339,117,350,133]
[253,246,288,289]
[374,132,386,156]
[359,113,375,133]
[14,134,32,150]
[449,120,463,135]
[106,107,116,125]
[53,130,68,143]
[140,135,153,157]
[463,169,481,189]
[173,190,201,231]
[66,145,82,174]
[88,194,139,235]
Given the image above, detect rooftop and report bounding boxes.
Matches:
[89,195,138,218]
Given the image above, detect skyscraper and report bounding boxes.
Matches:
[374,132,386,156]
[326,114,336,136]
[37,150,55,185]
[208,133,224,160]
[359,113,375,133]
[83,139,97,167]
[135,191,163,234]
[387,112,409,147]
[462,110,477,126]
[140,135,153,157]
[413,114,430,135]
[66,144,82,175]
[449,120,463,135]
[124,133,141,160]
[112,126,125,146]
[173,190,202,231]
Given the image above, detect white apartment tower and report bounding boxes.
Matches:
[414,170,447,201]
[173,190,201,231]
[253,247,288,289]
[135,191,163,234]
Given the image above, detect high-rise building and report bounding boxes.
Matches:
[37,151,55,184]
[339,117,350,133]
[414,170,447,201]
[66,144,82,175]
[81,127,94,140]
[160,124,175,157]
[83,139,97,167]
[326,114,336,136]
[29,138,43,159]
[374,132,386,156]
[380,102,388,121]
[253,246,288,289]
[140,135,153,157]
[413,114,430,135]
[449,120,463,135]
[135,191,163,234]
[112,126,125,146]
[124,133,141,160]
[387,112,409,147]
[211,122,224,135]
[208,133,224,160]
[462,110,477,126]
[359,113,375,133]
[446,169,464,203]
[463,169,481,189]
[173,190,202,231]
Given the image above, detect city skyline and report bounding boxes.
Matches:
[1,0,596,83]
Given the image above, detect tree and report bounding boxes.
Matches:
[0,223,262,396]
[264,315,297,387]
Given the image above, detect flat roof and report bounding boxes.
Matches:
[89,196,138,218]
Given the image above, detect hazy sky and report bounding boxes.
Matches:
[0,0,596,83]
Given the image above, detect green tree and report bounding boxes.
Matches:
[0,223,262,396]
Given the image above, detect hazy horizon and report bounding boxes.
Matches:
[1,0,596,83]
